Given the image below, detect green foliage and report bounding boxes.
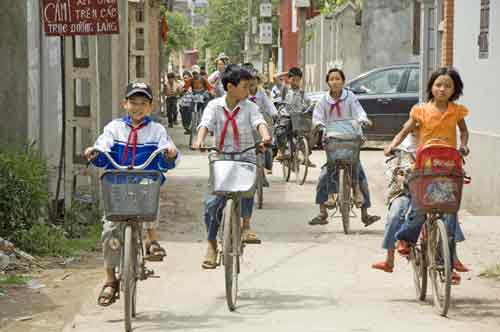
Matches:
[15,222,102,257]
[197,0,249,64]
[161,10,194,61]
[313,0,362,13]
[0,146,49,242]
[0,275,29,286]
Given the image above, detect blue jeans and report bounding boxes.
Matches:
[382,195,411,250]
[180,106,192,130]
[316,162,372,209]
[204,194,254,241]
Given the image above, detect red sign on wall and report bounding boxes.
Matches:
[42,0,120,36]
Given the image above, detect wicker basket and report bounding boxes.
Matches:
[290,112,312,135]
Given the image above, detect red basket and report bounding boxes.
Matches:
[409,170,464,214]
[410,144,464,214]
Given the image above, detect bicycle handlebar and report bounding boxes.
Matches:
[89,148,168,170]
[198,142,273,155]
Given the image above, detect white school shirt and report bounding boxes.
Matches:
[312,88,368,128]
[198,96,267,162]
[249,89,278,118]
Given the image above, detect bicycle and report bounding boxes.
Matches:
[202,143,264,311]
[322,119,363,234]
[405,143,467,316]
[189,93,206,149]
[275,104,313,185]
[255,152,265,209]
[90,148,166,332]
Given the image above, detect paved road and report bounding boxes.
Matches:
[64,126,500,332]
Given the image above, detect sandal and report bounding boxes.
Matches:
[145,241,166,262]
[242,228,262,244]
[308,214,329,226]
[372,261,394,273]
[396,241,410,257]
[97,280,120,307]
[201,249,218,270]
[362,215,381,227]
[453,261,470,273]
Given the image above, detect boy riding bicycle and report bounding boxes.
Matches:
[84,81,180,306]
[192,64,272,270]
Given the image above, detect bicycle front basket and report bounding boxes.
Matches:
[325,137,361,165]
[209,160,256,195]
[290,112,312,135]
[408,170,464,214]
[101,170,161,222]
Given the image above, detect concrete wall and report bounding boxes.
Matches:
[454,0,500,215]
[361,0,419,72]
[304,4,361,92]
[0,1,28,144]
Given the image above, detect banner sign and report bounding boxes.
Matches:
[42,0,120,36]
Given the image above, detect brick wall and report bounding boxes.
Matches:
[280,0,299,71]
[442,0,454,66]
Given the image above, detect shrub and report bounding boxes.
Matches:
[0,146,49,242]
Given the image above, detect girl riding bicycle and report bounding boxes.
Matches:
[382,67,471,284]
[309,68,380,227]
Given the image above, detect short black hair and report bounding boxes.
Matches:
[222,64,252,91]
[183,70,192,77]
[288,67,302,78]
[326,68,346,83]
[427,67,464,102]
[167,72,176,79]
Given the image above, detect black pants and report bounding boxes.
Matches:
[180,106,192,130]
[166,97,178,126]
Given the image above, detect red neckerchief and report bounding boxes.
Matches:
[330,100,341,117]
[121,122,147,166]
[219,106,241,150]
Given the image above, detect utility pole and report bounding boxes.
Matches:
[259,0,273,78]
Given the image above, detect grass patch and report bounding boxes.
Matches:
[479,264,500,279]
[0,275,30,286]
[15,222,102,257]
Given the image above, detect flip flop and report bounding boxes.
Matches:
[201,248,218,269]
[452,272,461,285]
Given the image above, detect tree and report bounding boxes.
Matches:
[196,0,248,65]
[161,10,194,62]
[313,0,362,13]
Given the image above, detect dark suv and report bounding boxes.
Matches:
[345,63,420,140]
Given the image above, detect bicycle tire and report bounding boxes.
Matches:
[189,107,198,150]
[339,168,351,234]
[223,198,240,311]
[295,136,309,185]
[428,218,452,316]
[410,239,428,301]
[281,139,292,182]
[256,167,264,210]
[123,225,136,332]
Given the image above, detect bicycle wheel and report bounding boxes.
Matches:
[281,139,292,182]
[123,225,137,332]
[256,166,264,210]
[223,198,240,311]
[428,218,452,316]
[338,167,351,234]
[410,237,428,301]
[295,136,309,185]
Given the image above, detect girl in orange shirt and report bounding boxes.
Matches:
[378,68,470,284]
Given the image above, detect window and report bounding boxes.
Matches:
[136,56,145,78]
[406,69,420,93]
[350,68,407,95]
[479,0,490,58]
[135,4,144,23]
[136,28,145,51]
